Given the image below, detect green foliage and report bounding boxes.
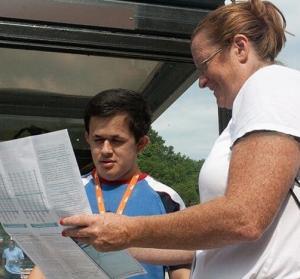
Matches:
[138,129,204,206]
[0,224,8,242]
[0,224,9,271]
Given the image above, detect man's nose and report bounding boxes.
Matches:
[101,139,113,153]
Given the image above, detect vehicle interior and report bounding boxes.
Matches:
[0,0,227,173]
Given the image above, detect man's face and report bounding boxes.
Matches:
[85,113,148,181]
[8,240,15,249]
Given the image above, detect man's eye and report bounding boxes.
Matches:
[112,139,123,144]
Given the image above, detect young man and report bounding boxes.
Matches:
[29,89,193,279]
[2,239,24,279]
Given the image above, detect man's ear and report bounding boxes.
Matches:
[84,131,90,145]
[137,135,150,153]
[232,34,249,63]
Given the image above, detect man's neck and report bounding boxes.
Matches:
[97,169,144,185]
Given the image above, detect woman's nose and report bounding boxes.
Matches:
[198,75,208,88]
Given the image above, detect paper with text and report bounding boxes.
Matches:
[0,130,145,279]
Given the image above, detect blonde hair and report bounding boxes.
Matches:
[192,0,286,61]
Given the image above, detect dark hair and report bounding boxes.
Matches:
[192,0,286,62]
[84,89,152,142]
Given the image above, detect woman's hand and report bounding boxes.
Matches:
[60,213,133,251]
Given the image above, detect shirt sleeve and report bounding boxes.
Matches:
[230,65,300,145]
[18,249,24,259]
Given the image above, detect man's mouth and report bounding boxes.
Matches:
[99,160,115,168]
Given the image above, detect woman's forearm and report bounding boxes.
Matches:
[128,247,194,265]
[128,198,252,250]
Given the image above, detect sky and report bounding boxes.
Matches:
[152,0,300,161]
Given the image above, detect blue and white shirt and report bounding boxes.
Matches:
[82,172,185,279]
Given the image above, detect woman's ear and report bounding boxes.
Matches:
[137,135,150,153]
[232,34,249,63]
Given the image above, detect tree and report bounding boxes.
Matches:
[138,129,204,206]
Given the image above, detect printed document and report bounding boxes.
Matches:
[0,130,145,279]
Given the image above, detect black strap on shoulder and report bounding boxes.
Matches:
[290,178,300,209]
[157,191,180,213]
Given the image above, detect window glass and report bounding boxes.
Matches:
[0,47,161,172]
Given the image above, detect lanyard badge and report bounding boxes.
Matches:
[92,169,140,215]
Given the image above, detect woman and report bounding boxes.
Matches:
[61,0,300,278]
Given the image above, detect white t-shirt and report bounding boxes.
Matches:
[192,65,300,279]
